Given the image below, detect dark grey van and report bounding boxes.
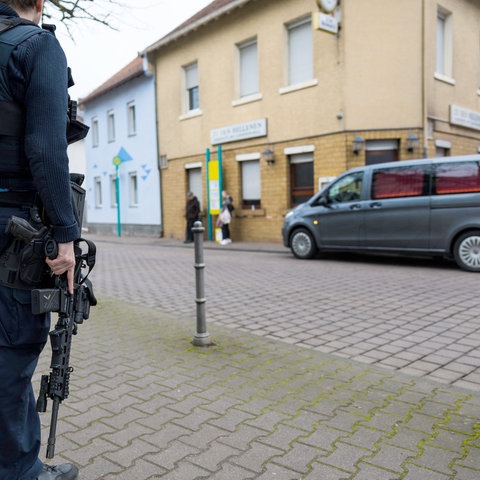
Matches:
[282,155,480,272]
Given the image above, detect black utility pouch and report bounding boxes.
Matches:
[18,239,52,286]
[0,220,53,289]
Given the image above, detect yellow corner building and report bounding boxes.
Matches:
[143,0,480,242]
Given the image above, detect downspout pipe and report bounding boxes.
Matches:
[422,0,428,158]
[144,53,164,237]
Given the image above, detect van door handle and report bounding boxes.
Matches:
[350,203,362,210]
[370,202,382,208]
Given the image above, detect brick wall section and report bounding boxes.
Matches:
[161,128,479,243]
[162,157,192,240]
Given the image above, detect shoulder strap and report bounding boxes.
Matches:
[0,17,41,137]
[0,17,40,67]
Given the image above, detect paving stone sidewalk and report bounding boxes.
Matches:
[35,297,480,480]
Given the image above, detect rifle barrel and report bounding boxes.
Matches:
[46,397,60,459]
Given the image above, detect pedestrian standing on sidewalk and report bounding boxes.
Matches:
[184,191,200,243]
[0,1,80,479]
[220,190,234,245]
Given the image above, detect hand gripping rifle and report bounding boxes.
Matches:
[33,237,97,458]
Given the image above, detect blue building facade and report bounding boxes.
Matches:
[80,56,162,236]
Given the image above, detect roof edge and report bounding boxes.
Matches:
[79,56,151,105]
[141,0,251,55]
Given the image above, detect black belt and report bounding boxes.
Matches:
[0,190,37,207]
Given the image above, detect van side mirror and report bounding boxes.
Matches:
[315,196,330,207]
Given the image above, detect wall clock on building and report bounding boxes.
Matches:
[317,0,338,13]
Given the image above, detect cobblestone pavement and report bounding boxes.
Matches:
[34,234,480,479]
[89,234,480,390]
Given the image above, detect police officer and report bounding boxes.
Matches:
[0,0,80,479]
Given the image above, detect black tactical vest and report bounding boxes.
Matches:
[0,16,41,179]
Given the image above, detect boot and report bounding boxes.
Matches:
[37,463,79,480]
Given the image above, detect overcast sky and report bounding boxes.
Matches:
[51,0,212,99]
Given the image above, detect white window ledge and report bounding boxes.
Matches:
[236,152,261,161]
[434,72,456,85]
[179,109,203,121]
[279,79,318,95]
[185,162,203,169]
[232,93,263,107]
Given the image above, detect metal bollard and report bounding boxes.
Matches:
[191,221,213,346]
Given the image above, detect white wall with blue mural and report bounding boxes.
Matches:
[81,64,162,236]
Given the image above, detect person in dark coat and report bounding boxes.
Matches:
[184,191,200,243]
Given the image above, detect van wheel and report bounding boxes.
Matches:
[290,228,316,259]
[453,231,480,272]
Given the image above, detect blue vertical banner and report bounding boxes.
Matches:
[112,147,133,237]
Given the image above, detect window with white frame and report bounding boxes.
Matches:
[94,176,102,208]
[238,38,259,98]
[290,153,313,207]
[107,110,115,142]
[436,8,453,79]
[287,17,313,86]
[184,62,199,112]
[187,167,203,208]
[91,117,99,147]
[127,101,136,136]
[129,172,139,207]
[241,160,261,208]
[110,174,117,207]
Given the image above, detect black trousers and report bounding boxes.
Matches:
[0,205,49,480]
[221,223,230,240]
[186,220,196,241]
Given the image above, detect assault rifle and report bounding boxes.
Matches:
[33,237,96,459]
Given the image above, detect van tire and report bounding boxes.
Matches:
[290,228,316,259]
[453,231,480,272]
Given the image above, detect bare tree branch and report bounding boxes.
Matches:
[43,0,123,30]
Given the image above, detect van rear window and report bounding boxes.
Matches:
[434,162,480,194]
[372,166,426,199]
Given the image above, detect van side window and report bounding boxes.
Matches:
[326,172,363,203]
[434,162,480,194]
[372,166,427,199]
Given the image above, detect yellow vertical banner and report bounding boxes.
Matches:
[208,160,220,214]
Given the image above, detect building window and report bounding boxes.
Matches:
[129,172,138,207]
[127,101,136,136]
[107,110,115,142]
[94,176,102,208]
[241,160,261,208]
[365,140,399,165]
[238,38,258,98]
[91,117,99,147]
[290,153,313,207]
[436,8,453,79]
[110,174,117,208]
[184,62,199,112]
[287,17,313,86]
[187,167,203,209]
[436,146,449,157]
